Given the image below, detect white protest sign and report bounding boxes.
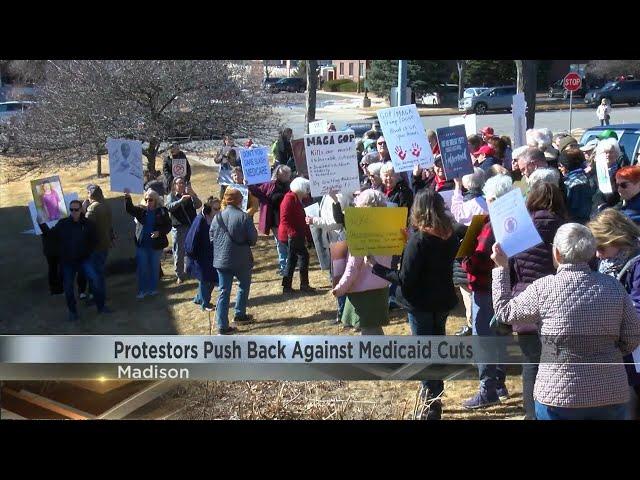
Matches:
[309,120,329,134]
[228,184,249,211]
[488,188,543,257]
[513,113,527,149]
[449,114,477,137]
[303,130,361,198]
[438,189,455,210]
[106,138,144,194]
[28,193,79,235]
[304,202,320,218]
[377,104,434,173]
[595,157,613,194]
[239,147,271,185]
[172,158,187,178]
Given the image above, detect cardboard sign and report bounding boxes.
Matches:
[456,214,488,258]
[449,114,477,137]
[239,147,271,185]
[291,138,308,177]
[344,207,408,256]
[106,138,144,194]
[303,131,360,198]
[376,104,434,173]
[488,188,543,257]
[309,119,329,134]
[436,125,474,180]
[30,175,69,224]
[28,193,79,235]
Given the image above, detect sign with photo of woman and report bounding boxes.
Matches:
[30,175,68,224]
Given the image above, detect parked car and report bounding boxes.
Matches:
[548,78,589,99]
[262,77,283,90]
[580,123,640,166]
[344,121,374,138]
[0,101,35,122]
[584,79,640,107]
[463,87,489,98]
[268,77,307,93]
[420,84,458,106]
[459,86,517,114]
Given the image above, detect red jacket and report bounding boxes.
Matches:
[278,191,312,243]
[462,219,494,292]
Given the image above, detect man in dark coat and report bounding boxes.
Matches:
[162,144,191,193]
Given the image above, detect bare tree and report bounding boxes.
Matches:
[456,60,468,100]
[1,60,277,179]
[587,60,640,79]
[305,60,319,134]
[515,60,538,129]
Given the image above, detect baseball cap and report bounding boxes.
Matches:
[598,129,618,140]
[557,136,578,152]
[473,145,496,157]
[579,139,599,152]
[480,127,495,136]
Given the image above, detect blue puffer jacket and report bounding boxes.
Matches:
[621,192,640,225]
[563,169,594,224]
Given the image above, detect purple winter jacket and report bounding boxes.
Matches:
[618,256,640,387]
[509,209,566,333]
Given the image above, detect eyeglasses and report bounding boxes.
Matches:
[616,182,631,189]
[70,208,80,212]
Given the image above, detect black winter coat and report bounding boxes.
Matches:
[39,216,97,263]
[124,196,172,250]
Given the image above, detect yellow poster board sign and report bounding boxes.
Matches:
[456,214,488,259]
[345,207,408,256]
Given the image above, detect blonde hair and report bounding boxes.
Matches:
[588,208,640,250]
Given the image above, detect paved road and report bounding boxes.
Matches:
[280,100,640,141]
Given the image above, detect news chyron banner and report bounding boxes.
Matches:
[0,335,626,381]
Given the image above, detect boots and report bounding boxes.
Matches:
[299,270,316,293]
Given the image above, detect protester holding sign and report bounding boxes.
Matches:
[231,167,259,219]
[124,188,172,299]
[332,189,391,334]
[491,224,640,420]
[248,164,292,276]
[412,157,454,194]
[461,175,514,410]
[166,177,202,284]
[163,144,191,193]
[279,177,315,294]
[369,189,459,420]
[450,168,488,226]
[380,163,413,211]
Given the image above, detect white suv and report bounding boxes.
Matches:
[0,101,35,122]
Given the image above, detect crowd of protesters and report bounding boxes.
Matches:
[38,124,640,421]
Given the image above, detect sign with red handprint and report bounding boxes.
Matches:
[376,104,434,173]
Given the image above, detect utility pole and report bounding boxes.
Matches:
[398,60,408,106]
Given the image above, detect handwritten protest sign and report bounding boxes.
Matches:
[456,214,488,258]
[596,157,613,194]
[228,184,248,210]
[436,125,474,180]
[377,104,434,173]
[28,193,78,235]
[309,119,328,134]
[345,207,408,256]
[449,114,477,137]
[291,138,308,177]
[304,131,360,197]
[107,138,144,194]
[488,188,542,257]
[239,147,271,185]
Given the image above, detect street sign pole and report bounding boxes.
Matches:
[569,90,573,134]
[398,60,407,106]
[563,72,582,136]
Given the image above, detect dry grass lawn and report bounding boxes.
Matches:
[0,155,525,419]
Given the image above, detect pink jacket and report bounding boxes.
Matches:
[333,255,392,297]
[450,188,488,226]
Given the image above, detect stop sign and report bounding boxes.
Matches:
[563,72,582,92]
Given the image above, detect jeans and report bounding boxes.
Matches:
[45,255,63,294]
[407,310,449,398]
[88,250,108,299]
[600,118,610,126]
[472,291,506,395]
[136,247,162,294]
[282,237,309,288]
[534,401,628,420]
[388,255,400,305]
[337,295,346,321]
[172,225,189,280]
[517,333,541,420]
[273,232,289,273]
[61,259,105,314]
[195,280,214,307]
[216,267,252,329]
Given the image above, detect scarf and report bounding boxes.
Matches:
[463,188,484,201]
[598,247,640,277]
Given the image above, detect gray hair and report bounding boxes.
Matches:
[143,189,163,207]
[289,176,310,196]
[482,174,513,201]
[462,167,486,191]
[355,188,387,207]
[527,167,561,188]
[553,223,596,264]
[527,128,552,150]
[271,164,292,181]
[595,138,621,159]
[512,145,529,160]
[367,162,383,177]
[519,147,547,166]
[379,162,397,178]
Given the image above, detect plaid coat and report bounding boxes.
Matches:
[493,263,640,408]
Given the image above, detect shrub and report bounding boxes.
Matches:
[322,79,365,92]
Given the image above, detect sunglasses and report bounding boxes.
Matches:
[377,142,387,146]
[616,182,631,189]
[145,198,155,202]
[69,208,80,212]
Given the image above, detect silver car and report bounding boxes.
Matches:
[459,86,517,114]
